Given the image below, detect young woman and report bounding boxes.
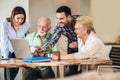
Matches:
[0,6,30,80]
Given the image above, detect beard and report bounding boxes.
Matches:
[59,22,65,27]
[59,20,70,28]
[38,30,47,36]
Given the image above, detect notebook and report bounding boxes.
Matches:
[23,56,52,63]
[10,39,32,59]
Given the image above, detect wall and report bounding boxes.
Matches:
[91,0,120,43]
[29,0,55,33]
[0,0,29,22]
[78,0,90,16]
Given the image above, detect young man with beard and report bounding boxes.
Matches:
[23,17,59,80]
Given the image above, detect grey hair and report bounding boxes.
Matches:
[37,17,51,28]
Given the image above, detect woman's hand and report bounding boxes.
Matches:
[69,41,78,48]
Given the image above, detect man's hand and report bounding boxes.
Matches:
[32,51,39,56]
[69,41,78,48]
[32,46,47,57]
[32,51,46,57]
[34,46,47,53]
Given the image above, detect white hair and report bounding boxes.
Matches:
[37,16,51,29]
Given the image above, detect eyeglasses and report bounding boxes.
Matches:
[74,27,83,30]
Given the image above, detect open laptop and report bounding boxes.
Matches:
[10,39,32,59]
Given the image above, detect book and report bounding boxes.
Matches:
[23,56,52,63]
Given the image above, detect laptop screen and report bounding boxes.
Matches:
[10,39,32,58]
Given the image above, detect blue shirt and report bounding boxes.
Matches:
[0,19,30,58]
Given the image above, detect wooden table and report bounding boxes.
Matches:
[0,58,112,79]
[56,58,112,78]
[0,59,60,80]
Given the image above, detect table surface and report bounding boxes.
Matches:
[0,59,112,80]
[0,58,112,68]
[0,58,112,79]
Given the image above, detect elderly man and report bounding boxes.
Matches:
[23,17,60,80]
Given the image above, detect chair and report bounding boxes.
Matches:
[97,46,120,75]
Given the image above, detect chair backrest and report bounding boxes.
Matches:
[109,46,120,65]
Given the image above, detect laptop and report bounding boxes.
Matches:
[10,39,32,59]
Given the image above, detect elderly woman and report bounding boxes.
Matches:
[60,16,109,60]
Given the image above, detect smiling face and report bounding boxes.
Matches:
[13,14,24,26]
[74,23,87,38]
[74,16,94,42]
[37,18,50,36]
[56,12,70,27]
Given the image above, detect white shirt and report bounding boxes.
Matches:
[0,19,30,58]
[75,32,109,60]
